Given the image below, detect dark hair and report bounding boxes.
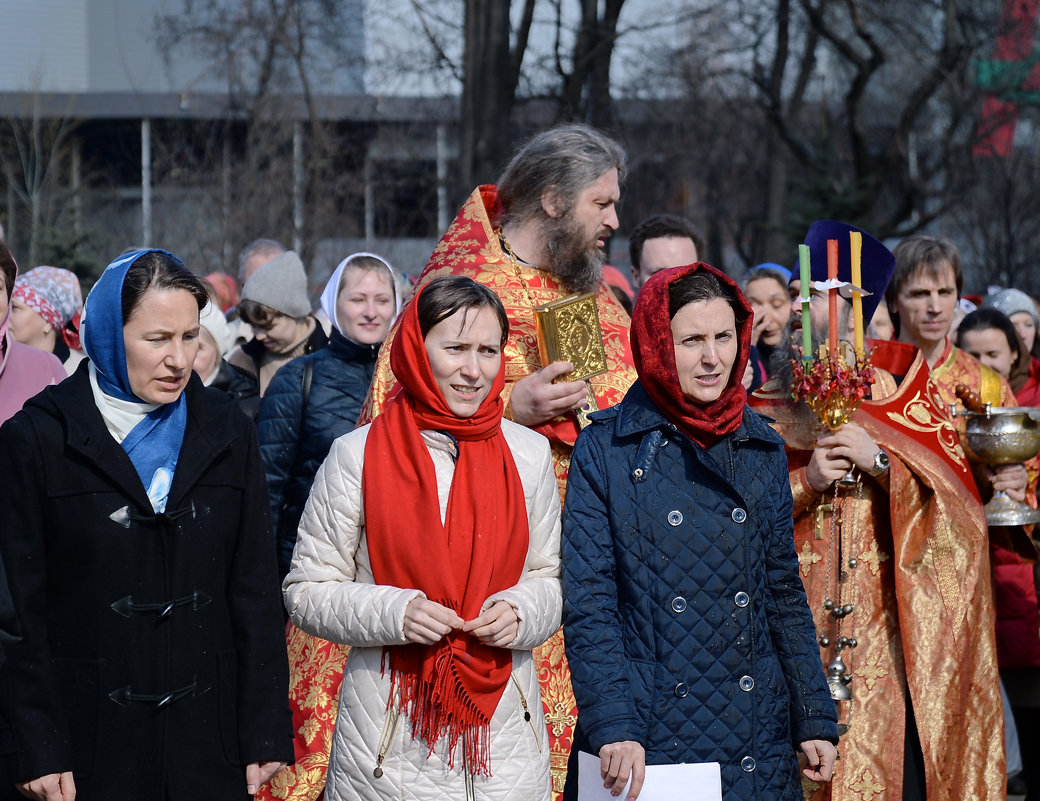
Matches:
[888,234,963,306]
[417,276,509,348]
[742,266,788,295]
[497,123,627,227]
[668,270,748,329]
[121,251,208,324]
[237,299,285,328]
[0,242,15,298]
[629,215,706,271]
[955,307,1022,365]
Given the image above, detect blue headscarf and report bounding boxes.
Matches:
[82,249,191,512]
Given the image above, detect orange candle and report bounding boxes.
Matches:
[827,239,839,356]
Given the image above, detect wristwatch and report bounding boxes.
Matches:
[868,449,890,477]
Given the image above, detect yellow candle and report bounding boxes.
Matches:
[850,232,863,359]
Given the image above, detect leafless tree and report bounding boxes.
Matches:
[400,0,650,196]
[155,0,367,272]
[951,141,1040,294]
[0,109,80,268]
[615,0,1004,271]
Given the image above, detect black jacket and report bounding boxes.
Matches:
[256,328,379,578]
[209,358,262,419]
[0,365,292,799]
[238,320,328,377]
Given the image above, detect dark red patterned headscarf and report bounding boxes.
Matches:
[630,261,753,448]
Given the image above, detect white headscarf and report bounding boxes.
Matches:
[199,301,232,357]
[319,252,400,337]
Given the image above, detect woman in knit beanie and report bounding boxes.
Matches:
[9,265,85,375]
[985,287,1040,361]
[227,251,328,394]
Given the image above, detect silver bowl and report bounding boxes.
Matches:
[960,407,1040,465]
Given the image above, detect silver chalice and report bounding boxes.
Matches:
[957,405,1040,526]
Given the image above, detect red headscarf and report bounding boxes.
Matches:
[362,284,529,775]
[631,262,752,448]
[202,271,239,313]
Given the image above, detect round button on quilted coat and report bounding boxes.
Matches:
[741,756,756,772]
[734,591,750,608]
[671,596,687,613]
[667,510,683,526]
[731,507,747,523]
[674,682,689,698]
[739,675,755,691]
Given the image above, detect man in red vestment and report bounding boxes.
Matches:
[887,233,1028,500]
[262,124,638,801]
[752,221,1004,801]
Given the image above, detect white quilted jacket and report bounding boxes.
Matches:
[284,418,561,801]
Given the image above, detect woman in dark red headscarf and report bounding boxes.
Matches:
[284,275,561,801]
[561,262,838,801]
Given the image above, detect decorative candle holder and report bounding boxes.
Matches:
[791,342,875,432]
[791,342,875,486]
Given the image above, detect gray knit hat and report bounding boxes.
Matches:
[984,288,1039,327]
[241,250,311,318]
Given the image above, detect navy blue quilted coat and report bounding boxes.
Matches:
[256,328,379,578]
[562,381,838,800]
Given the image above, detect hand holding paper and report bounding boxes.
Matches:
[600,741,645,799]
[577,751,723,801]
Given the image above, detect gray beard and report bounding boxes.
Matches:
[543,214,604,294]
[769,323,826,429]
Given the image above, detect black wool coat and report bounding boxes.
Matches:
[0,365,292,799]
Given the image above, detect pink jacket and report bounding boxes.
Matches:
[0,329,66,425]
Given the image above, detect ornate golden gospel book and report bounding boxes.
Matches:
[533,293,608,382]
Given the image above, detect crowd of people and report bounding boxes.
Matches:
[0,121,1037,801]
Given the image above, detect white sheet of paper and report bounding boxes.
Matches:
[576,750,722,801]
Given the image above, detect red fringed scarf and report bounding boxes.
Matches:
[631,262,752,447]
[362,285,529,776]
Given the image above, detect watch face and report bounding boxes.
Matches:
[874,451,889,472]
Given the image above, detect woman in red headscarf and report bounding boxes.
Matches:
[561,263,838,801]
[283,275,561,801]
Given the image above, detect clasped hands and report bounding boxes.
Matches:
[403,598,519,648]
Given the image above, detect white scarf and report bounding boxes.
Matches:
[88,362,158,445]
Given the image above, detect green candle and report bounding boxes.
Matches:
[799,244,812,360]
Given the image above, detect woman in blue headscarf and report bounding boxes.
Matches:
[0,250,292,800]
